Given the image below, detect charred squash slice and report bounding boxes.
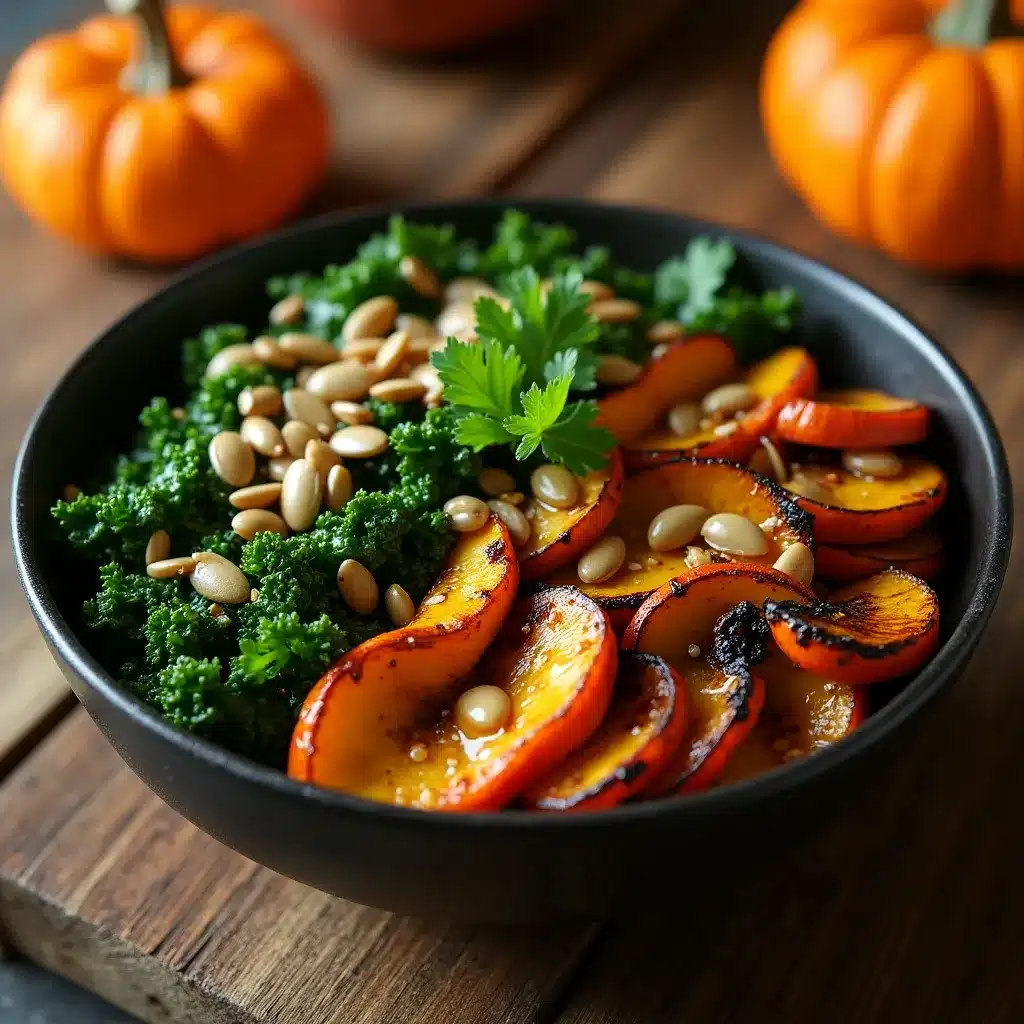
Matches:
[785,457,947,544]
[627,346,817,471]
[288,518,519,794]
[777,389,930,449]
[522,651,687,811]
[596,334,737,444]
[765,570,940,685]
[541,459,813,628]
[519,448,624,581]
[816,525,942,582]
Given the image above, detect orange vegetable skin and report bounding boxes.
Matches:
[627,347,818,471]
[787,457,947,544]
[522,652,687,811]
[765,569,940,685]
[0,3,328,261]
[596,334,737,444]
[542,459,813,628]
[288,519,519,795]
[776,389,929,448]
[816,525,942,582]
[519,449,624,581]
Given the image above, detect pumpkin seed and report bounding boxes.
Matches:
[337,558,379,614]
[369,377,427,402]
[145,529,171,565]
[714,421,739,437]
[283,387,334,436]
[499,490,525,506]
[305,437,341,485]
[190,551,251,605]
[702,383,757,417]
[667,402,701,438]
[281,419,319,458]
[478,467,516,496]
[373,330,411,378]
[296,366,315,388]
[209,431,255,488]
[238,384,282,418]
[331,400,375,426]
[280,458,323,532]
[443,277,496,304]
[409,363,440,388]
[343,338,384,362]
[229,482,283,510]
[424,386,445,409]
[647,505,709,552]
[588,298,642,324]
[842,449,904,479]
[530,464,579,509]
[455,684,511,738]
[268,456,296,482]
[406,336,438,363]
[651,343,670,359]
[436,301,478,342]
[329,425,389,459]
[443,494,491,533]
[647,320,685,344]
[385,583,416,627]
[206,344,259,379]
[579,280,615,301]
[278,333,339,365]
[701,513,769,556]
[786,472,832,505]
[399,255,441,299]
[147,555,197,580]
[773,542,815,585]
[325,464,354,512]
[240,416,285,458]
[305,360,372,402]
[252,336,297,370]
[231,508,289,540]
[343,296,398,343]
[596,355,644,386]
[396,313,437,338]
[488,499,531,547]
[577,535,626,583]
[269,294,304,326]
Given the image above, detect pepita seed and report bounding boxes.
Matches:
[647,505,710,552]
[579,280,615,301]
[424,386,445,409]
[268,456,296,482]
[385,583,416,627]
[330,400,375,426]
[231,508,289,540]
[337,558,379,615]
[443,277,496,304]
[714,421,739,437]
[190,551,251,605]
[238,384,282,418]
[369,377,427,402]
[343,338,384,362]
[478,467,516,496]
[229,482,282,510]
[283,387,335,436]
[305,437,341,485]
[406,336,438,363]
[488,499,530,547]
[409,363,440,388]
[240,416,286,457]
[436,301,478,343]
[325,464,354,512]
[374,330,411,378]
[773,542,815,585]
[396,313,437,338]
[399,255,441,299]
[596,354,644,386]
[343,296,398,343]
[269,294,304,326]
[281,419,319,459]
[577,535,626,583]
[499,490,525,506]
[667,402,701,438]
[147,555,197,580]
[842,449,903,479]
[205,344,259,379]
[443,494,491,533]
[252,335,297,370]
[209,431,256,488]
[651,343,670,359]
[647,320,685,344]
[296,366,315,388]
[280,458,323,532]
[702,383,757,417]
[700,513,769,557]
[530,464,579,510]
[329,425,389,459]
[145,529,171,565]
[589,298,642,324]
[305,360,372,402]
[786,472,832,505]
[278,333,339,365]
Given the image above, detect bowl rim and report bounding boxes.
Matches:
[11,196,1013,833]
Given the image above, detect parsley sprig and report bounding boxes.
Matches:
[431,268,615,475]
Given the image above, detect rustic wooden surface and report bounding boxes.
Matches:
[2,0,1023,1021]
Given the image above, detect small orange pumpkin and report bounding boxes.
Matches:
[761,0,1024,270]
[0,0,329,262]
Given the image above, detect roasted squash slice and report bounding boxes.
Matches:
[288,518,519,794]
[765,570,940,685]
[522,651,687,811]
[816,525,942,582]
[596,334,737,444]
[542,459,813,628]
[785,457,947,544]
[777,389,929,449]
[519,448,624,581]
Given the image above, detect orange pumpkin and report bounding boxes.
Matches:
[0,0,329,262]
[761,0,1024,270]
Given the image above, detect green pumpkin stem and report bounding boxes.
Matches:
[929,0,1024,45]
[108,0,190,94]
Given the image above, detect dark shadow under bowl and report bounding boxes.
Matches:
[11,199,1012,922]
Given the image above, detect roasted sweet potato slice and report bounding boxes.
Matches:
[627,346,817,471]
[596,333,737,444]
[785,457,947,544]
[765,570,940,685]
[519,448,624,581]
[777,389,929,448]
[522,651,687,811]
[288,518,519,793]
[816,525,942,582]
[542,459,813,628]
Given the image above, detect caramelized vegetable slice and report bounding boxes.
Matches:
[765,570,940,685]
[519,448,624,581]
[816,525,942,582]
[288,518,519,791]
[522,652,687,811]
[785,457,947,544]
[596,334,737,444]
[777,389,929,449]
[542,459,813,628]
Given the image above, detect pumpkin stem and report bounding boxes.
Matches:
[107,0,190,94]
[929,0,1021,45]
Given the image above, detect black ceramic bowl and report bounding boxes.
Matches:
[12,200,1012,923]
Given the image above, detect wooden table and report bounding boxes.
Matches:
[2,1,1022,1021]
